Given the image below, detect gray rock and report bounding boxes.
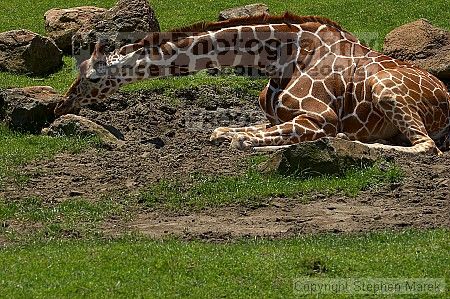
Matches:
[0,30,63,75]
[42,114,123,146]
[44,6,107,54]
[219,3,269,20]
[0,86,62,133]
[72,0,160,64]
[260,138,382,176]
[383,19,450,80]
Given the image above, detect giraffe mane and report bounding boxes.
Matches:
[170,12,345,33]
[123,12,349,53]
[64,76,81,97]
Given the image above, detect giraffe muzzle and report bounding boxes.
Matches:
[54,97,80,117]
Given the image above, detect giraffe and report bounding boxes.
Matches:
[54,12,450,154]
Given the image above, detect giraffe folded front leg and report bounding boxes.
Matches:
[230,134,255,151]
[210,123,271,143]
[230,133,301,151]
[230,117,335,151]
[336,133,350,140]
[210,127,235,143]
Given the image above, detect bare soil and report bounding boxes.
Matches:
[1,86,449,240]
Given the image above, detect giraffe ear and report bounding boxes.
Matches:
[88,41,108,78]
[92,42,106,60]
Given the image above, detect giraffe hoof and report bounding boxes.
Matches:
[210,127,234,143]
[336,133,350,140]
[231,135,253,151]
[431,147,443,156]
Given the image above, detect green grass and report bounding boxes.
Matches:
[0,229,448,298]
[0,196,130,241]
[0,0,117,35]
[140,163,402,209]
[0,197,119,224]
[1,0,450,92]
[122,69,266,95]
[0,125,97,184]
[0,56,79,93]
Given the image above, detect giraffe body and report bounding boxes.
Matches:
[55,13,450,154]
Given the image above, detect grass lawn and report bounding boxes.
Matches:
[0,229,448,298]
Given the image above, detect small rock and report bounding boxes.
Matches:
[72,0,160,64]
[43,114,123,146]
[219,3,269,20]
[44,6,107,54]
[390,182,402,190]
[437,179,449,187]
[141,152,151,158]
[0,29,63,75]
[260,137,381,176]
[141,136,165,148]
[165,131,175,138]
[159,105,177,115]
[383,19,450,79]
[69,190,84,197]
[126,180,136,188]
[0,86,62,133]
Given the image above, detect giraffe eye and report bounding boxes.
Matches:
[93,61,107,75]
[88,77,101,83]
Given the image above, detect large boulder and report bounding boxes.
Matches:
[0,30,63,75]
[44,6,107,54]
[42,114,123,147]
[219,3,269,20]
[383,19,450,80]
[260,138,382,176]
[72,0,160,64]
[0,86,62,133]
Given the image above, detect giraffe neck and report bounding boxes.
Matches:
[107,24,306,83]
[102,21,374,94]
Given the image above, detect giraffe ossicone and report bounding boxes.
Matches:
[55,12,450,154]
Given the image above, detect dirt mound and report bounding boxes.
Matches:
[1,86,449,239]
[4,86,263,200]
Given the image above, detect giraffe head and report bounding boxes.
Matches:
[54,43,124,116]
